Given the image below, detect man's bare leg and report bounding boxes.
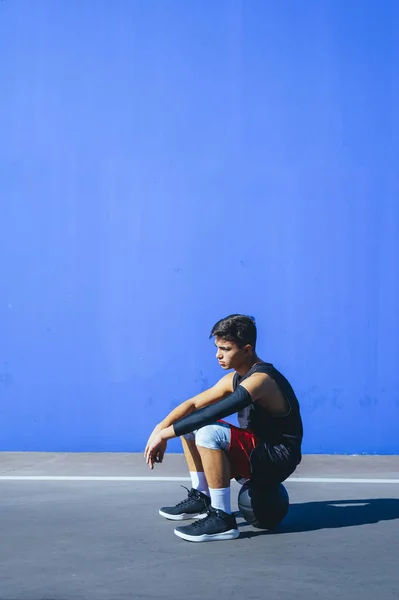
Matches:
[195,446,230,488]
[196,445,232,514]
[181,436,210,497]
[181,436,203,472]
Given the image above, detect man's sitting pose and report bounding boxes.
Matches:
[144,314,303,542]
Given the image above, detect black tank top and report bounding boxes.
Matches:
[233,362,303,448]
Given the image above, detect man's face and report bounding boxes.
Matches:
[214,336,250,370]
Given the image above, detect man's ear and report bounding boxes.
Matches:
[244,344,252,354]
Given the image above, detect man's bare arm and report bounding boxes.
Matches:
[145,372,275,468]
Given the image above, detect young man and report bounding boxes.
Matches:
[144,314,303,543]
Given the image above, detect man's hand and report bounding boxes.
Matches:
[144,425,176,470]
[144,423,163,459]
[145,433,168,470]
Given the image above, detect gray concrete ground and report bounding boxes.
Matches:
[0,453,398,600]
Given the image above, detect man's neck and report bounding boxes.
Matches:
[235,355,262,377]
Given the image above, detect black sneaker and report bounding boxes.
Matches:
[174,507,240,542]
[159,487,211,521]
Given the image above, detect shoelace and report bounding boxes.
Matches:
[175,486,198,508]
[191,507,219,529]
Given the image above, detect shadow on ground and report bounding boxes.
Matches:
[236,498,399,538]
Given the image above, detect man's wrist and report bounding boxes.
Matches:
[161,425,176,441]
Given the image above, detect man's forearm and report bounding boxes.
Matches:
[159,399,196,429]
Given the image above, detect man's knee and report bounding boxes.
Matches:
[195,423,231,452]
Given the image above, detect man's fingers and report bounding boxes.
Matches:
[144,439,154,460]
[144,439,152,457]
[146,445,156,469]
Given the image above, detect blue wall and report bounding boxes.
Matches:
[1,1,398,454]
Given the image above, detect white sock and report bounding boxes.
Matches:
[190,471,209,497]
[209,486,231,514]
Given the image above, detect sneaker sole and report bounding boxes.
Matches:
[159,509,208,521]
[173,528,240,542]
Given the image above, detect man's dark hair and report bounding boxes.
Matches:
[210,314,257,350]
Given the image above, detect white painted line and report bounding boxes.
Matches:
[289,477,399,484]
[0,475,398,484]
[0,476,191,481]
